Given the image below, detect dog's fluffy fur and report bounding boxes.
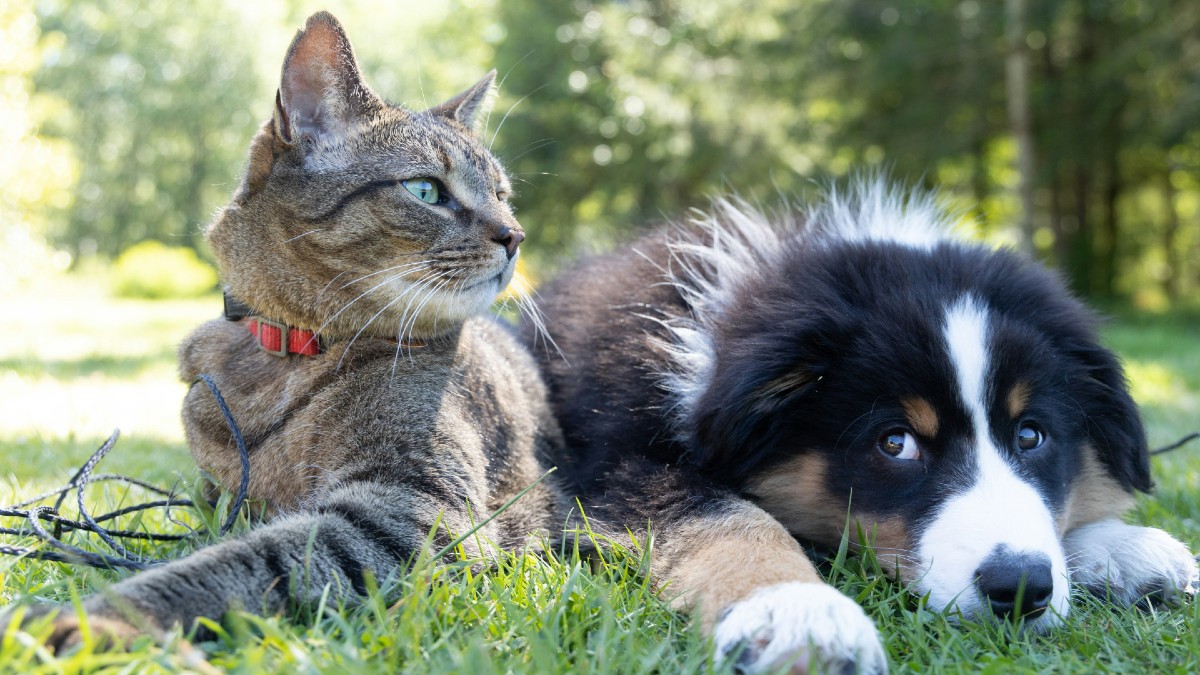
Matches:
[527,179,1197,673]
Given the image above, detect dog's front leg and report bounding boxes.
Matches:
[654,498,886,674]
[1064,519,1197,606]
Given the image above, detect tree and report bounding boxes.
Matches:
[35,0,264,258]
[0,0,74,289]
[1007,0,1036,255]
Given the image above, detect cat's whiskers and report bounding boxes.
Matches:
[484,49,534,135]
[495,288,513,316]
[429,278,454,344]
[338,270,444,372]
[408,274,471,363]
[400,278,445,352]
[508,173,558,189]
[315,271,349,302]
[316,267,430,338]
[508,274,563,360]
[397,271,450,345]
[415,273,469,349]
[416,60,428,109]
[390,271,455,377]
[502,138,556,164]
[335,259,433,292]
[283,228,325,243]
[489,83,547,152]
[398,270,458,356]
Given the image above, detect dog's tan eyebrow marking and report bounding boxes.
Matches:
[902,397,939,437]
[1007,381,1031,419]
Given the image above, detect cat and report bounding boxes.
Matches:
[2,11,563,649]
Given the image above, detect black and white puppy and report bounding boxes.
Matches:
[526,180,1198,673]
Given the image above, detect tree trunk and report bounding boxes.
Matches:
[1098,105,1122,300]
[1161,166,1182,300]
[1071,165,1093,295]
[1067,0,1098,296]
[1049,167,1068,268]
[1039,33,1069,271]
[1006,0,1036,256]
[185,130,208,251]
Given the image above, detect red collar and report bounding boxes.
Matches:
[224,291,425,357]
[225,292,322,357]
[246,317,322,357]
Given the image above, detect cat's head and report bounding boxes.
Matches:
[208,11,521,341]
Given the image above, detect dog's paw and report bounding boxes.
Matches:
[712,582,887,674]
[1065,519,1198,606]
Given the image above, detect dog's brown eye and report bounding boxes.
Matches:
[879,430,921,461]
[1016,423,1045,451]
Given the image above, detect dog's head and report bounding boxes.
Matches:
[667,190,1148,630]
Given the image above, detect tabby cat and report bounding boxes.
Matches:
[3,12,562,648]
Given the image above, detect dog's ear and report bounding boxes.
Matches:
[1072,341,1152,492]
[686,326,829,481]
[1011,261,1152,493]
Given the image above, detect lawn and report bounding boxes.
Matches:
[0,276,1198,674]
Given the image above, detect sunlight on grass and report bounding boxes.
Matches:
[0,275,216,484]
[1125,360,1197,409]
[1,274,1199,673]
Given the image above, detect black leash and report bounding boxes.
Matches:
[1,378,1194,570]
[0,374,250,570]
[1151,432,1200,456]
[194,373,252,537]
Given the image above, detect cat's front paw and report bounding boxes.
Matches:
[0,604,144,653]
[1065,520,1198,606]
[712,582,887,674]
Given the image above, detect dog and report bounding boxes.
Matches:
[525,179,1198,673]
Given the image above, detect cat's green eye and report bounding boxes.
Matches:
[402,178,441,204]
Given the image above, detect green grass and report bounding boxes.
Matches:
[1,276,1199,673]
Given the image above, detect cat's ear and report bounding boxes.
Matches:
[428,70,497,134]
[276,12,376,145]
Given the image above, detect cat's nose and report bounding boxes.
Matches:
[493,225,524,260]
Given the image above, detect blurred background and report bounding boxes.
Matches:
[1,0,1198,306]
[1,2,1200,655]
[0,1,1197,550]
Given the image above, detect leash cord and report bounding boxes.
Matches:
[1151,432,1200,456]
[1,380,1193,569]
[0,374,250,571]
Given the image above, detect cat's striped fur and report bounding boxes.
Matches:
[2,12,562,648]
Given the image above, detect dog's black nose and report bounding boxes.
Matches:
[975,548,1054,619]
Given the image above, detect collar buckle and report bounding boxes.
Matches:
[256,317,290,357]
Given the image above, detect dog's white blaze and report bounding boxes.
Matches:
[914,297,1069,628]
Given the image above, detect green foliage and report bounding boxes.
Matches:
[5,0,1199,297]
[111,241,217,299]
[33,0,266,258]
[488,0,1200,301]
[488,0,838,258]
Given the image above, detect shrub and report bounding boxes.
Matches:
[111,241,218,299]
